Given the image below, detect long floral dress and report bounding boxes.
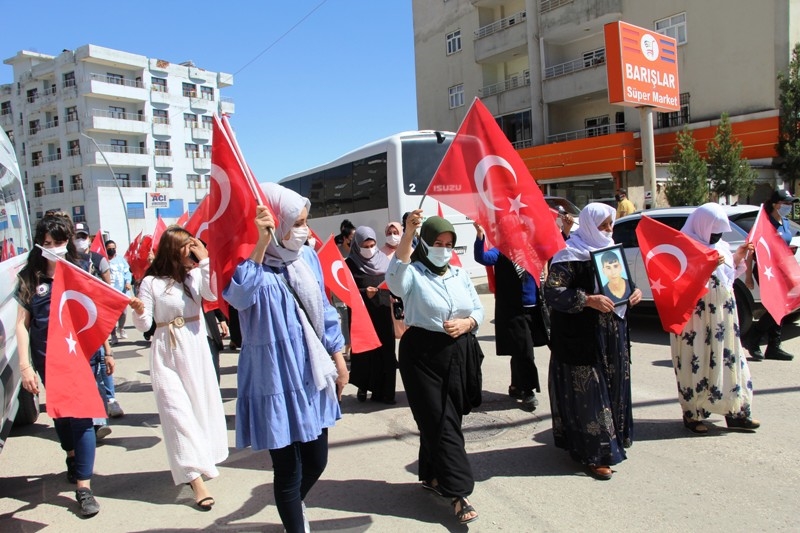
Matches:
[670,274,754,421]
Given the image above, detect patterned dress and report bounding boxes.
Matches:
[545,260,632,467]
[670,275,753,421]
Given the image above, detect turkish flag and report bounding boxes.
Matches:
[636,215,720,334]
[89,230,108,260]
[308,225,324,252]
[176,210,190,228]
[151,216,167,251]
[45,258,130,419]
[749,207,800,322]
[184,195,210,241]
[124,231,142,265]
[317,236,381,353]
[436,202,463,267]
[129,234,153,282]
[426,98,564,284]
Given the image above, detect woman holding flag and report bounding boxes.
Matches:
[15,212,108,516]
[223,182,348,533]
[544,203,642,481]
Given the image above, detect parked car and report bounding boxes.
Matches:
[612,205,800,335]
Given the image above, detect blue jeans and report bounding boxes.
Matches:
[89,349,109,426]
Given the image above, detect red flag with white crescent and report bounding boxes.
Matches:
[45,258,130,418]
[176,210,190,228]
[317,236,381,353]
[89,230,108,260]
[185,195,210,242]
[426,98,564,284]
[748,206,800,322]
[636,215,720,334]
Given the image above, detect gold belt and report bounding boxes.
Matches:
[155,315,201,347]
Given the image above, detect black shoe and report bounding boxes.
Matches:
[356,389,367,402]
[725,416,761,429]
[521,393,538,411]
[76,488,100,517]
[764,346,794,361]
[508,386,524,399]
[741,334,764,360]
[66,456,77,484]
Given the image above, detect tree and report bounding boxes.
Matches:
[666,127,708,206]
[777,42,800,184]
[707,113,756,204]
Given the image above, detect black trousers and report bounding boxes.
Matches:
[509,307,541,393]
[399,327,474,498]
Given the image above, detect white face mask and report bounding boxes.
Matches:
[74,237,89,252]
[306,237,316,249]
[282,226,309,251]
[360,246,377,259]
[427,246,452,267]
[601,230,613,239]
[385,234,401,247]
[779,204,792,217]
[46,245,68,262]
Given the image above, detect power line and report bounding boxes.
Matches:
[233,0,330,77]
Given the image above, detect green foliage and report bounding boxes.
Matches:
[707,112,756,203]
[666,128,708,206]
[777,43,800,182]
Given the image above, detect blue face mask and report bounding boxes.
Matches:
[779,204,792,218]
[426,246,452,267]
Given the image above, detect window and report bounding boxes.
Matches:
[156,173,172,187]
[34,182,45,197]
[28,119,40,135]
[202,145,211,158]
[72,205,85,222]
[448,84,464,109]
[182,82,197,97]
[109,105,126,119]
[5,130,12,145]
[71,174,83,191]
[656,92,690,128]
[655,12,687,45]
[184,113,198,128]
[156,199,185,218]
[26,88,38,103]
[201,86,214,100]
[446,30,462,55]
[187,173,203,189]
[155,140,171,156]
[67,139,80,156]
[201,115,213,129]
[585,115,610,137]
[185,143,199,157]
[127,202,145,219]
[66,105,78,122]
[32,151,42,166]
[151,77,167,92]
[1,101,10,116]
[496,110,533,148]
[115,173,130,186]
[63,71,76,88]
[110,139,128,153]
[107,73,124,85]
[153,108,169,124]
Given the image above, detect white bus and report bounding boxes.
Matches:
[278,130,486,277]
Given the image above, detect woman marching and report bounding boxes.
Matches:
[130,226,228,510]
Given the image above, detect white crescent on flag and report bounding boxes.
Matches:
[645,244,688,281]
[59,290,98,334]
[331,260,350,293]
[474,155,516,212]
[198,164,232,237]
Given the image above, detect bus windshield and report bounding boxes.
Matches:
[401,135,453,196]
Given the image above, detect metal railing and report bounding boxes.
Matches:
[89,73,144,89]
[71,181,83,191]
[94,144,149,155]
[540,0,573,14]
[479,70,530,97]
[62,79,76,89]
[154,149,172,156]
[151,84,168,92]
[544,48,605,79]
[546,122,625,143]
[43,153,62,163]
[475,10,526,39]
[68,148,80,157]
[512,138,534,149]
[156,180,173,188]
[91,108,145,122]
[45,119,59,129]
[95,179,150,188]
[28,124,41,135]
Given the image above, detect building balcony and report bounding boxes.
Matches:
[81,73,147,103]
[85,109,150,134]
[544,48,605,79]
[539,0,621,39]
[474,10,528,64]
[65,120,81,134]
[150,87,174,105]
[191,155,211,170]
[0,112,12,128]
[152,121,171,136]
[89,144,150,167]
[542,55,608,104]
[38,152,63,170]
[220,96,235,115]
[189,96,212,111]
[154,151,173,169]
[38,120,61,141]
[95,179,151,188]
[189,126,211,141]
[478,71,532,116]
[479,70,530,97]
[546,122,626,144]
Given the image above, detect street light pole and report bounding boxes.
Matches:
[80,132,132,244]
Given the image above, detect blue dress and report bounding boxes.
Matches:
[223,249,344,450]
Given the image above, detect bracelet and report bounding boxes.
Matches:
[105,353,114,357]
[20,365,32,372]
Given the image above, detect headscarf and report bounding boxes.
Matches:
[551,202,616,263]
[384,221,402,239]
[261,182,311,268]
[410,216,456,276]
[681,202,736,288]
[348,226,390,275]
[380,221,403,258]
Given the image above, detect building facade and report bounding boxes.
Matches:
[412,0,800,209]
[0,44,234,249]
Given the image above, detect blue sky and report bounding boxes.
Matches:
[1,0,419,182]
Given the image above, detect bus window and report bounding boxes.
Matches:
[353,153,388,213]
[401,136,452,196]
[307,171,326,219]
[324,163,353,216]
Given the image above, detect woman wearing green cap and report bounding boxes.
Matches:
[386,209,484,525]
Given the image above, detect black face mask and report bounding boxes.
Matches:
[107,248,117,258]
[614,194,621,202]
[709,233,723,245]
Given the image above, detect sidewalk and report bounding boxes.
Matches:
[2,295,799,532]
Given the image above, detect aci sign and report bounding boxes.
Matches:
[604,21,680,111]
[147,192,169,208]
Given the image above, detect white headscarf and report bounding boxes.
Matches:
[261,182,311,267]
[551,202,616,263]
[681,202,737,288]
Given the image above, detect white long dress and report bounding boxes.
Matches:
[133,258,228,484]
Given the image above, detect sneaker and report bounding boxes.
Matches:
[75,487,100,517]
[66,456,77,484]
[94,425,112,442]
[118,328,128,339]
[107,400,124,418]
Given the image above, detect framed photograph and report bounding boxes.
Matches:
[590,244,633,306]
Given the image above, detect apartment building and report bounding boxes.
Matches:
[412,0,800,209]
[0,44,234,248]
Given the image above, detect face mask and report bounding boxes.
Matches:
[427,246,452,267]
[360,246,377,259]
[601,230,613,239]
[74,238,89,252]
[709,232,723,245]
[385,234,401,247]
[306,237,316,249]
[107,248,117,258]
[46,245,68,261]
[614,195,621,202]
[282,226,309,251]
[779,204,792,217]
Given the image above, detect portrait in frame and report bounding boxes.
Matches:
[591,244,633,306]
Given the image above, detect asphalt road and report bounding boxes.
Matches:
[2,293,799,532]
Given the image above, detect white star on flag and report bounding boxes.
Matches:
[650,278,666,295]
[65,332,78,355]
[508,194,527,215]
[763,266,774,281]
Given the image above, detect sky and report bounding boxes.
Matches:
[0,0,419,182]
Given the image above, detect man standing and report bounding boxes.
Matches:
[106,240,132,343]
[615,188,636,219]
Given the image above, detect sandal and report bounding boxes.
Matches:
[451,496,478,525]
[187,482,215,511]
[421,480,443,497]
[683,416,708,434]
